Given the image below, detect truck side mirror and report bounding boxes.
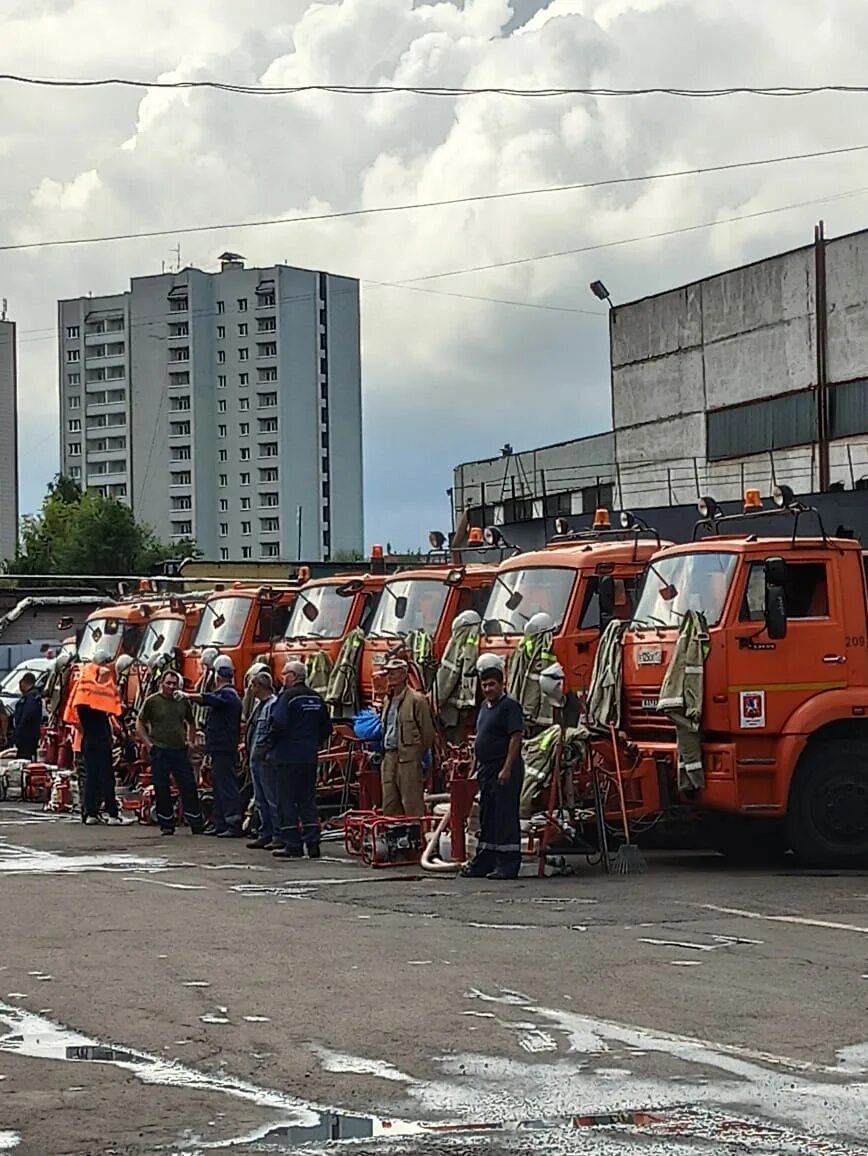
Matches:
[598,576,615,630]
[764,557,788,640]
[302,602,319,622]
[394,596,408,620]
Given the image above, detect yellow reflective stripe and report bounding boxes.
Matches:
[727,681,848,693]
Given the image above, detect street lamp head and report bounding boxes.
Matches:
[589,279,612,303]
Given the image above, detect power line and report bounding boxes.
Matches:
[4,74,868,99]
[402,185,868,283]
[3,141,868,256]
[366,281,602,315]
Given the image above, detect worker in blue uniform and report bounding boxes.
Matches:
[461,664,525,880]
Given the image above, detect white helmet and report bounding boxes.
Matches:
[245,660,269,683]
[213,657,235,679]
[147,650,169,670]
[115,654,134,676]
[524,612,554,639]
[476,652,505,676]
[200,647,219,670]
[539,661,565,705]
[92,647,113,666]
[452,610,482,633]
[54,651,72,672]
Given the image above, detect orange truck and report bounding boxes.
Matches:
[478,513,669,701]
[604,488,868,867]
[125,599,204,709]
[270,573,384,681]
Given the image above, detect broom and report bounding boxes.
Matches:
[608,723,646,874]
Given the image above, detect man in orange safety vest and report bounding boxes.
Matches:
[66,649,124,825]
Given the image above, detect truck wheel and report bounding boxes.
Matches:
[787,739,868,868]
[701,814,788,865]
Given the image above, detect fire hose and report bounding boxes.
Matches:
[420,803,464,874]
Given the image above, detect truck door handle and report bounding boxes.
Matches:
[823,655,846,664]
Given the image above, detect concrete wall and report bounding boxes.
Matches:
[0,321,19,562]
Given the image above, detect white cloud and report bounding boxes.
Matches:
[4,0,868,547]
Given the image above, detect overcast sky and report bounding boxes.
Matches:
[4,0,868,551]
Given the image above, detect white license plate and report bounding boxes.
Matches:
[372,655,386,666]
[640,697,659,711]
[637,647,663,666]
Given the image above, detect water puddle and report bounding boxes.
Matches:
[0,840,171,876]
[0,1132,20,1152]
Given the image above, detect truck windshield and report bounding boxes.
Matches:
[632,552,737,628]
[138,618,184,662]
[78,618,124,662]
[193,596,251,648]
[483,567,575,634]
[284,586,352,640]
[368,580,448,638]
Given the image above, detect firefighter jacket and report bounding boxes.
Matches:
[433,621,480,727]
[305,649,333,697]
[507,631,558,729]
[380,687,435,769]
[325,627,364,720]
[519,722,589,819]
[585,619,628,731]
[407,629,436,692]
[64,662,122,722]
[657,610,709,792]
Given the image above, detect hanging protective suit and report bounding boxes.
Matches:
[325,627,365,720]
[305,649,333,697]
[407,629,436,692]
[507,620,558,729]
[657,610,709,792]
[585,619,628,730]
[519,723,589,818]
[433,612,480,728]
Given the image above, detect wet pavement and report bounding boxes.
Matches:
[1,804,868,1154]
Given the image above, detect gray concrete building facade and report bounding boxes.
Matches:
[58,257,363,562]
[0,312,20,563]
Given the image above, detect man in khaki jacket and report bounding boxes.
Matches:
[379,658,435,816]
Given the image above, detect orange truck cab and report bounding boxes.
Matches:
[271,574,384,679]
[126,600,203,709]
[478,516,669,700]
[360,563,496,702]
[611,488,868,866]
[181,583,298,691]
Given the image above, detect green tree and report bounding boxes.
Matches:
[10,475,195,576]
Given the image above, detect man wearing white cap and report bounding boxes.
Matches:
[379,659,435,817]
[188,658,243,838]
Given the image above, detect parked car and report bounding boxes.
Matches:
[0,658,54,719]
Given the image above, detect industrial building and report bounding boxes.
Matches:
[453,221,868,540]
[0,306,19,564]
[58,255,363,562]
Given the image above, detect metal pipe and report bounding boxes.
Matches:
[815,220,831,491]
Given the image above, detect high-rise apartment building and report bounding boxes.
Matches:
[58,257,363,561]
[0,307,20,563]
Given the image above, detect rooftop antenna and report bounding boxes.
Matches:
[172,244,182,272]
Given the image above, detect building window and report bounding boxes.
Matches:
[257,342,277,358]
[170,371,190,387]
[68,442,81,456]
[218,375,227,388]
[258,392,278,408]
[241,497,251,510]
[218,399,227,413]
[219,449,228,462]
[217,424,226,438]
[69,465,81,479]
[257,292,276,308]
[261,492,279,508]
[68,372,81,386]
[170,421,191,437]
[68,419,81,432]
[171,446,192,462]
[220,547,229,561]
[240,472,250,485]
[242,546,252,560]
[217,301,225,315]
[238,297,248,312]
[241,521,251,535]
[240,447,250,461]
[170,322,189,337]
[219,474,228,487]
[239,422,250,436]
[170,347,190,362]
[579,483,614,515]
[219,498,228,512]
[173,520,193,535]
[67,349,80,363]
[261,543,280,558]
[169,296,189,312]
[171,496,192,511]
[260,442,278,458]
[238,323,248,336]
[66,325,80,339]
[259,368,278,383]
[239,348,249,361]
[260,418,279,433]
[829,378,868,440]
[261,517,280,533]
[239,373,249,386]
[217,325,226,339]
[218,350,226,364]
[69,396,81,410]
[707,392,816,461]
[170,396,191,412]
[239,398,250,411]
[219,523,229,537]
[171,470,191,485]
[260,467,279,483]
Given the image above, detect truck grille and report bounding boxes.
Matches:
[624,686,677,741]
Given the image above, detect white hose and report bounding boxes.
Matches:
[421,804,464,874]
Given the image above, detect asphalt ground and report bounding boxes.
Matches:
[1,804,868,1155]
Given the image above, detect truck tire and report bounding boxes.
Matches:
[701,814,788,865]
[787,739,868,868]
